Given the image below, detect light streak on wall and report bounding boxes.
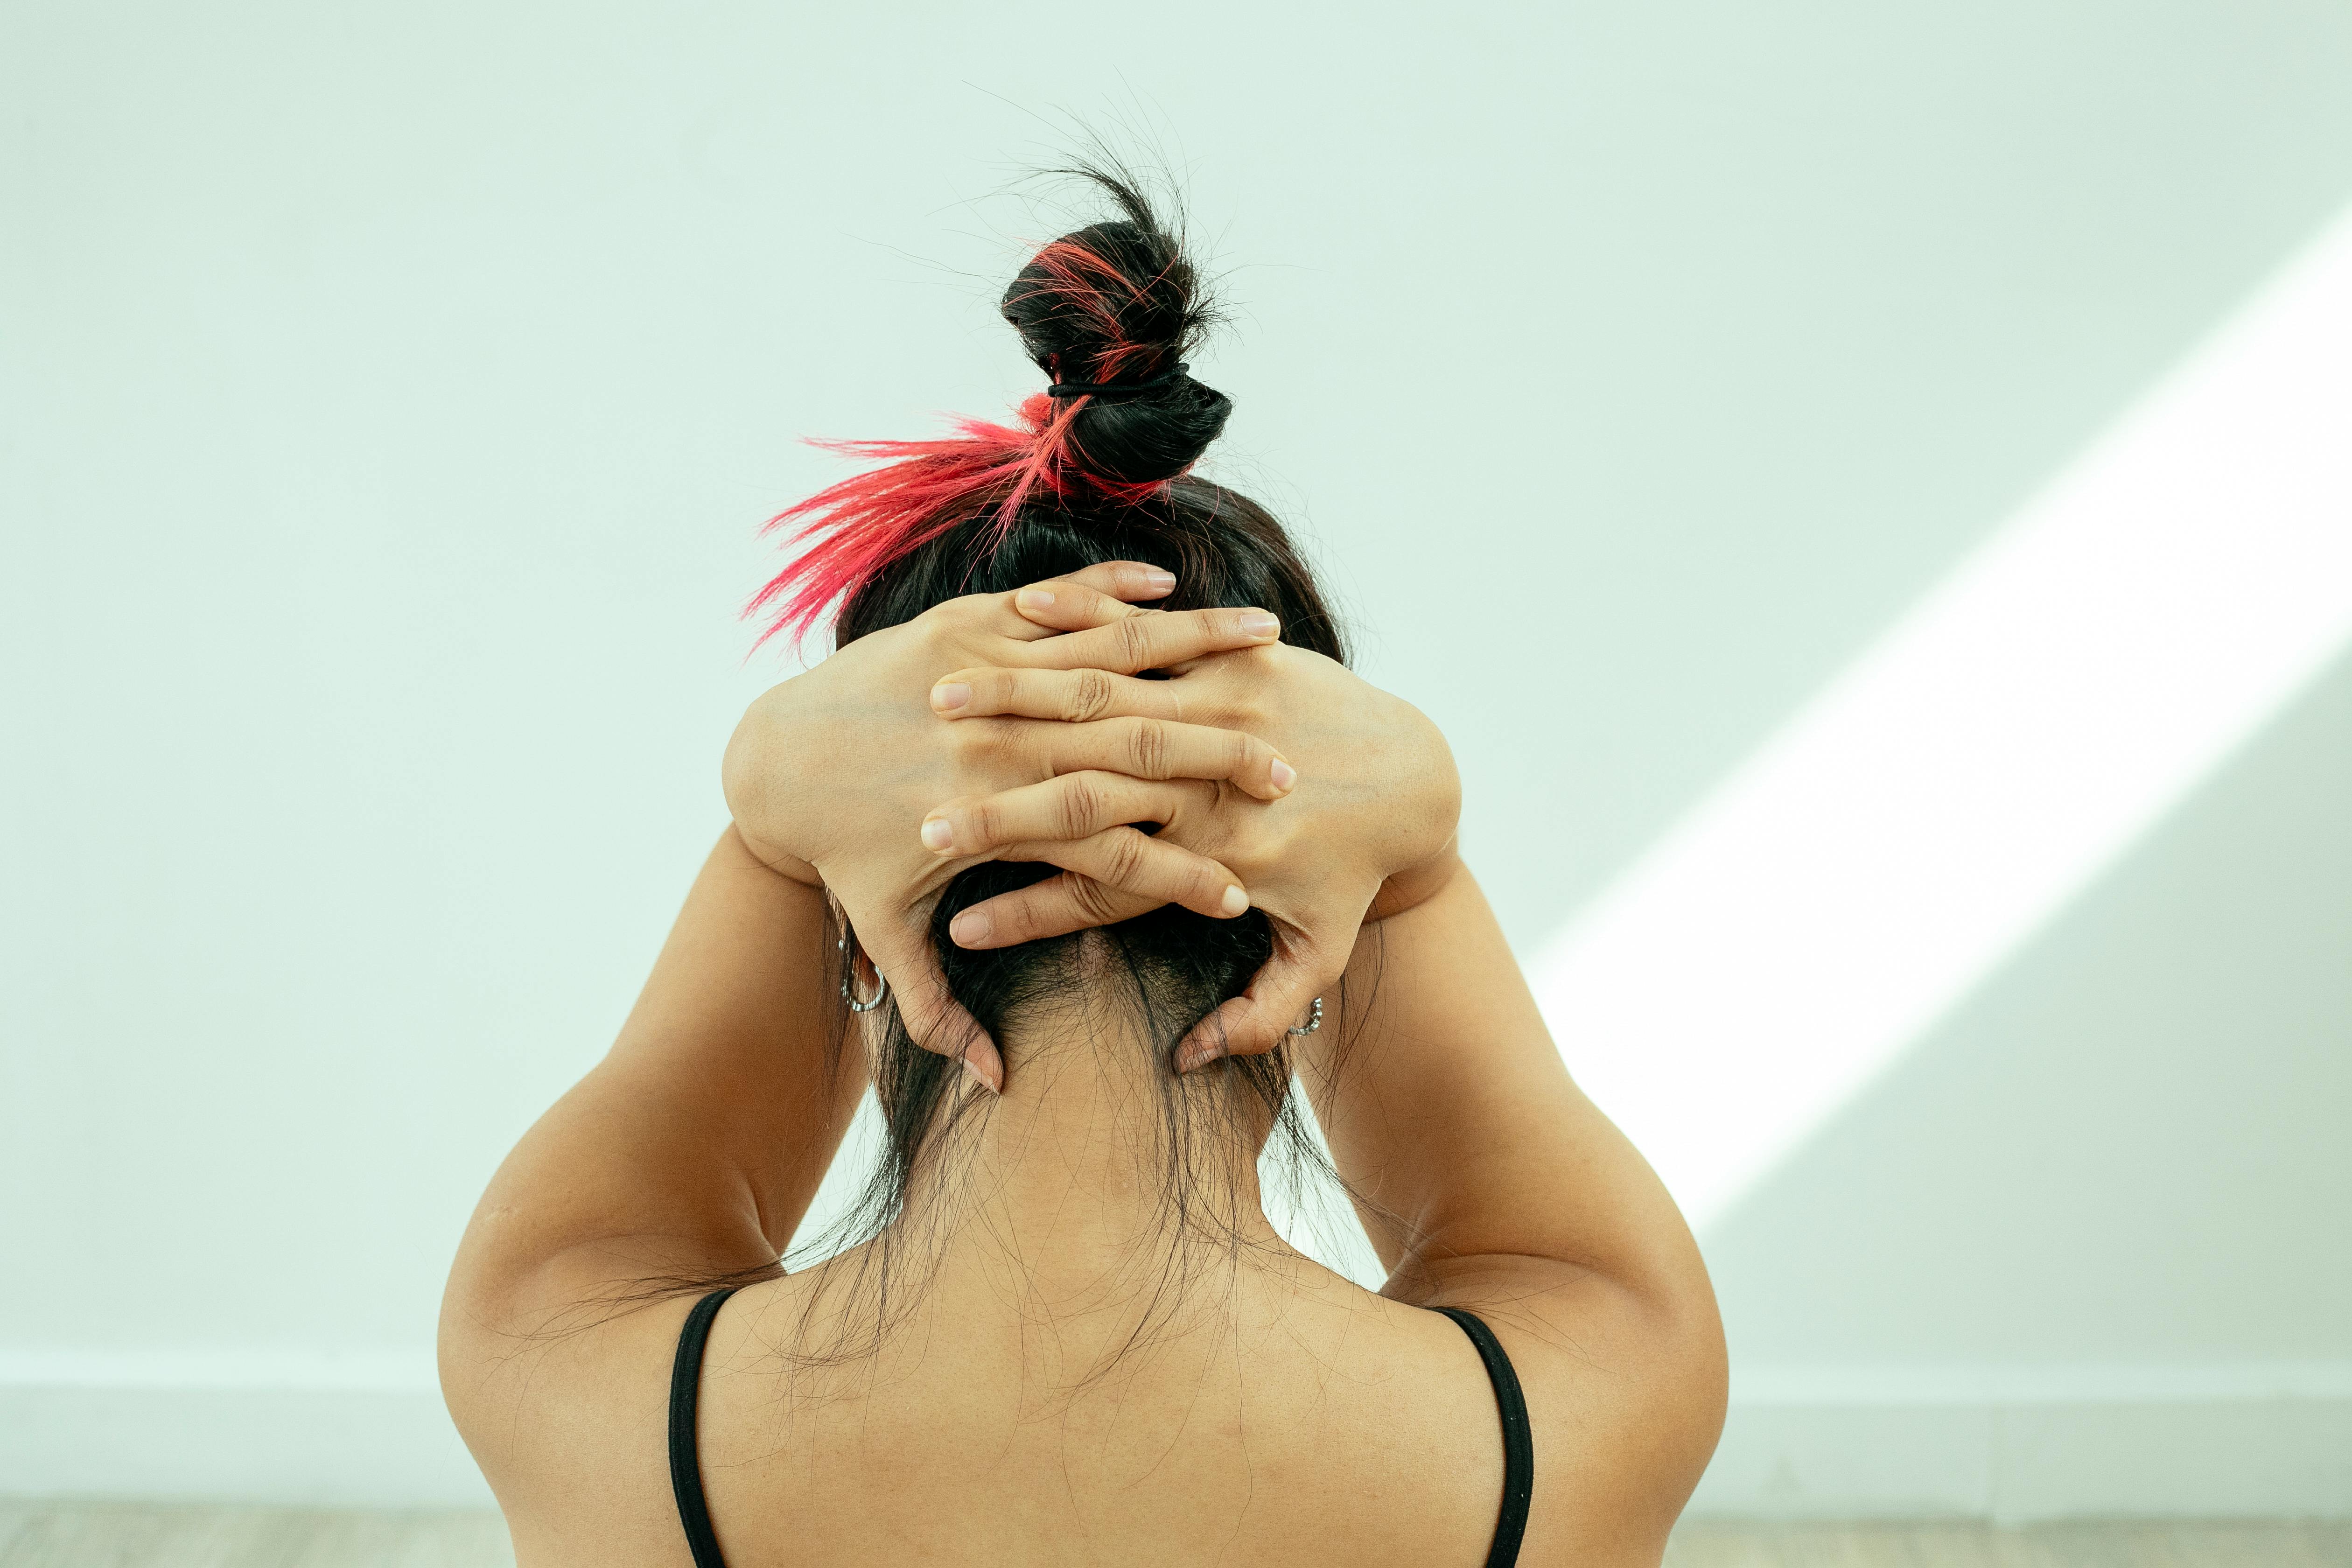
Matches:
[1531,205,2352,1229]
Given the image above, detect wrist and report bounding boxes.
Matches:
[729,823,823,886]
[721,689,827,885]
[1366,839,1463,923]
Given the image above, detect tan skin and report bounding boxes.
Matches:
[440,565,1726,1567]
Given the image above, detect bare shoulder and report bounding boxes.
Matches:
[441,1279,664,1457]
[1413,1254,1728,1566]
[438,1243,781,1555]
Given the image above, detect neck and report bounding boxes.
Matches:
[903,996,1290,1282]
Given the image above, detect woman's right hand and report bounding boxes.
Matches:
[721,562,1299,1089]
[911,582,1464,1071]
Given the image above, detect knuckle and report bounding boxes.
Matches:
[979,718,1029,765]
[1229,644,1280,686]
[928,598,987,643]
[1001,669,1046,714]
[1064,669,1116,723]
[1127,718,1169,778]
[1099,829,1150,888]
[1068,874,1124,925]
[1056,777,1103,838]
[1112,614,1155,670]
[963,733,1025,787]
[963,668,1010,710]
[993,898,1044,945]
[987,714,1035,762]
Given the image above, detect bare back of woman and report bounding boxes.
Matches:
[516,1251,1524,1565]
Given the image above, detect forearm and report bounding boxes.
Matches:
[597,825,863,1251]
[446,827,864,1315]
[1301,862,1709,1311]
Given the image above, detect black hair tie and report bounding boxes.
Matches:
[1046,362,1189,400]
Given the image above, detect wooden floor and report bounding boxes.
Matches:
[0,1503,511,1568]
[1666,1520,2351,1567]
[0,1503,2344,1566]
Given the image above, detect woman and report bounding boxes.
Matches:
[440,173,1725,1567]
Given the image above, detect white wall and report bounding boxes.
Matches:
[4,0,2349,1517]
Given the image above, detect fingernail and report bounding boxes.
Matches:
[1239,611,1279,638]
[921,816,955,853]
[931,681,972,713]
[1269,759,1297,792]
[950,907,993,946]
[1016,588,1055,613]
[1220,885,1249,917]
[1141,567,1176,591]
[1177,1043,1223,1074]
[962,1056,992,1093]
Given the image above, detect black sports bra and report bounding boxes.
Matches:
[667,1286,1533,1567]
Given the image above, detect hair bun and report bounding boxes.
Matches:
[749,169,1241,649]
[999,187,1231,489]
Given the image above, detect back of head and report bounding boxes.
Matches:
[751,166,1351,1308]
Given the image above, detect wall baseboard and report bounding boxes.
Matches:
[0,1383,492,1509]
[4,1364,2348,1517]
[1694,1365,2352,1520]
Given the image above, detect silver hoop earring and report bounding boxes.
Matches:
[1287,997,1323,1036]
[839,932,888,1014]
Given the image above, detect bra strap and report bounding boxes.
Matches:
[667,1287,741,1568]
[1434,1307,1534,1568]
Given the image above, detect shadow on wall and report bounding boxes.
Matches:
[1695,642,2352,1517]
